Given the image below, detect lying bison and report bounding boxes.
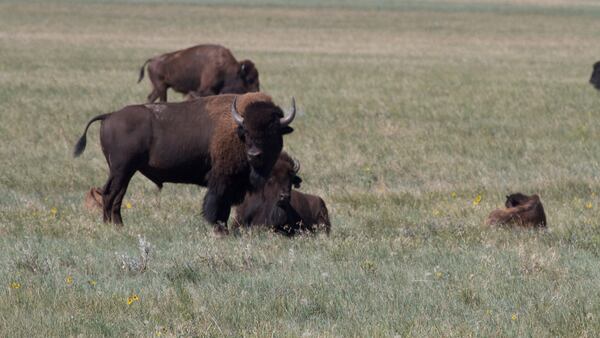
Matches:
[73,93,295,235]
[234,152,331,236]
[590,61,600,90]
[138,44,260,102]
[486,193,547,228]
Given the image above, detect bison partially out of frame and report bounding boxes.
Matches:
[73,93,295,235]
[589,61,600,90]
[234,152,331,236]
[138,44,260,102]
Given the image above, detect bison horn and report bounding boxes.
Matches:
[280,97,296,126]
[293,158,300,173]
[231,96,244,126]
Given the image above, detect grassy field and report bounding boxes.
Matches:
[1,0,600,336]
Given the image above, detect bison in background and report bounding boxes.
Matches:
[486,193,547,228]
[234,152,331,236]
[138,44,260,102]
[590,61,600,90]
[73,93,295,235]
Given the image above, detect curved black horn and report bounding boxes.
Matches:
[231,96,244,126]
[293,158,300,173]
[280,97,296,126]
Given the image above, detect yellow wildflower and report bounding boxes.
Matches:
[435,271,442,278]
[511,313,518,321]
[88,280,97,286]
[125,202,132,209]
[66,275,73,285]
[10,282,21,289]
[585,202,593,209]
[451,192,457,198]
[472,195,482,206]
[132,294,139,301]
[50,207,58,216]
[127,296,134,305]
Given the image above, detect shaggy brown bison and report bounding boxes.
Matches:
[234,152,331,236]
[73,93,296,235]
[590,61,600,90]
[138,44,259,102]
[486,193,547,228]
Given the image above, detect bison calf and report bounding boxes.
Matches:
[138,44,259,102]
[234,153,331,236]
[486,193,547,228]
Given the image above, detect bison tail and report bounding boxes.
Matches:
[137,59,151,83]
[73,113,111,157]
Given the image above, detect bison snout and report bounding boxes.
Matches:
[247,149,263,164]
[278,192,291,205]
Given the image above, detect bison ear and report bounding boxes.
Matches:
[292,176,302,188]
[280,126,294,135]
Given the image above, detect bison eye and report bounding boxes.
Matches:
[236,126,246,141]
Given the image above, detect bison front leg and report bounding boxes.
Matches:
[202,189,231,236]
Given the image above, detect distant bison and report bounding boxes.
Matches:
[486,193,547,228]
[138,44,259,102]
[590,61,600,90]
[234,152,331,236]
[73,93,295,235]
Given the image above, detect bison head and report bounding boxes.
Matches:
[590,61,600,90]
[505,192,531,208]
[266,153,302,206]
[264,153,302,229]
[240,60,260,92]
[231,96,296,188]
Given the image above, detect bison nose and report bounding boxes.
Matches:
[279,192,290,202]
[247,149,262,160]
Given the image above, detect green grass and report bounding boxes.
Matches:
[1,0,600,336]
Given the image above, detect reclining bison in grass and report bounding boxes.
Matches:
[234,152,331,236]
[138,44,259,102]
[73,93,295,235]
[486,193,547,228]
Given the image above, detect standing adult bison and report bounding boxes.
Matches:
[73,93,295,235]
[234,152,331,236]
[138,44,260,102]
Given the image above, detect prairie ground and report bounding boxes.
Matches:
[1,0,600,336]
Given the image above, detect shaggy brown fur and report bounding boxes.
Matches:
[486,193,547,228]
[138,44,259,102]
[73,92,295,234]
[84,187,103,211]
